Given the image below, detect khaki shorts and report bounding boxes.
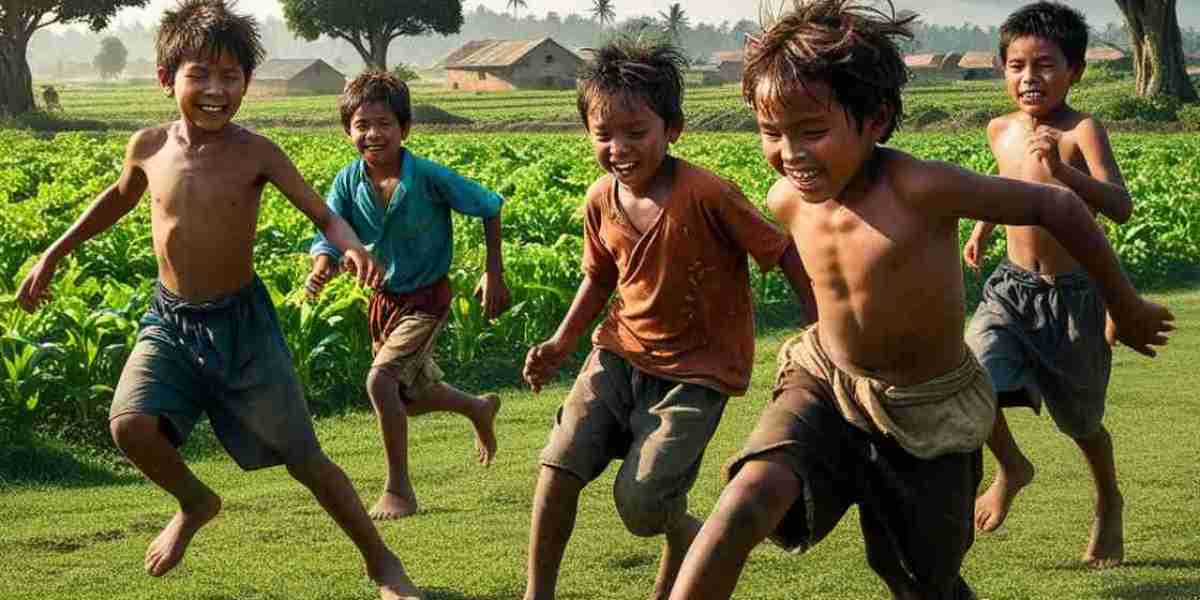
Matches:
[540,348,728,536]
[369,279,451,399]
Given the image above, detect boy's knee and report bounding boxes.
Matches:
[109,413,164,450]
[285,451,338,484]
[366,368,403,408]
[613,477,676,537]
[716,474,788,534]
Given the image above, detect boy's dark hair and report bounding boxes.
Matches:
[156,0,264,85]
[742,0,914,143]
[999,2,1088,68]
[576,37,687,129]
[338,71,412,132]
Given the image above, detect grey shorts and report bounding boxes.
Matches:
[540,349,728,536]
[967,259,1111,439]
[109,277,321,470]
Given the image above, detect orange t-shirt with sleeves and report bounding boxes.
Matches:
[583,158,792,396]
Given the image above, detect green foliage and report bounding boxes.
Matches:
[280,0,463,70]
[391,62,421,82]
[93,36,128,80]
[1092,95,1181,122]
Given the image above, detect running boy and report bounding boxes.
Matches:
[16,2,420,598]
[665,1,1172,598]
[519,39,816,600]
[305,70,506,520]
[963,2,1138,567]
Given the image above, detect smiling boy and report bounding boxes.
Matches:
[15,2,420,598]
[963,2,1141,567]
[665,1,1172,599]
[519,39,816,600]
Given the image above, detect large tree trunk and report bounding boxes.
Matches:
[1115,0,1198,101]
[0,36,36,115]
[368,33,389,72]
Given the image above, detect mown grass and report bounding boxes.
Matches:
[1,285,1197,600]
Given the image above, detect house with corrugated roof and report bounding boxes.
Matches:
[254,59,345,95]
[958,51,999,80]
[1086,46,1132,70]
[905,52,963,80]
[443,38,584,91]
[701,50,745,85]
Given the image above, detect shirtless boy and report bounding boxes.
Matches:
[520,39,816,600]
[665,1,1172,598]
[964,1,1141,568]
[16,1,420,598]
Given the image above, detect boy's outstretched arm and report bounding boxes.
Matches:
[474,215,511,320]
[523,275,615,393]
[17,129,152,312]
[902,157,1173,356]
[1029,121,1132,223]
[261,138,383,290]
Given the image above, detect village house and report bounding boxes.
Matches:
[905,52,964,81]
[253,58,346,95]
[959,51,1000,80]
[1086,46,1133,70]
[701,51,745,86]
[443,38,583,91]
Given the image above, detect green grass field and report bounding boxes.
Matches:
[1,286,1196,600]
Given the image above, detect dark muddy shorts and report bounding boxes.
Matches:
[109,277,321,470]
[725,367,980,600]
[966,259,1111,439]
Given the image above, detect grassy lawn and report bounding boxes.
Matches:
[1,285,1198,600]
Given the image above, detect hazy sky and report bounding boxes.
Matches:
[109,0,1198,30]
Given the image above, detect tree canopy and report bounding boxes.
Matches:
[94,36,128,80]
[279,0,463,71]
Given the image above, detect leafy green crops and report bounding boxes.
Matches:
[1,130,1197,446]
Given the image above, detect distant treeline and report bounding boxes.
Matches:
[27,5,1200,79]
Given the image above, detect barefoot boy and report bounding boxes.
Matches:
[16,2,420,598]
[520,40,816,600]
[666,1,1172,598]
[306,71,507,520]
[963,2,1140,567]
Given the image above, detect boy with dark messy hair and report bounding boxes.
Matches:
[667,1,1171,599]
[16,2,421,598]
[520,38,816,600]
[306,70,507,520]
[964,2,1138,567]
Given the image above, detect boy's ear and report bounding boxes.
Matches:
[866,105,893,141]
[399,120,412,141]
[1070,61,1085,85]
[666,118,684,144]
[156,66,175,97]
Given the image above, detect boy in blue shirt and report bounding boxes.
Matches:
[307,71,508,520]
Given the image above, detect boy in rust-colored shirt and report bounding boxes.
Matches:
[520,40,816,600]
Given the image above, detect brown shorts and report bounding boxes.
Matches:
[369,278,452,399]
[540,349,728,536]
[723,350,983,598]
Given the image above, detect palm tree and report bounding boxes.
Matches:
[591,0,616,29]
[658,3,689,45]
[507,0,527,22]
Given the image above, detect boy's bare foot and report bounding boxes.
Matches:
[370,488,419,520]
[974,460,1034,532]
[472,394,501,466]
[1084,494,1124,568]
[144,492,221,576]
[370,551,424,600]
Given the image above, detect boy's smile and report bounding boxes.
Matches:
[161,49,247,133]
[586,95,681,196]
[349,101,410,167]
[1004,35,1081,121]
[755,80,884,203]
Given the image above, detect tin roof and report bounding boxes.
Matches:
[958,51,998,69]
[255,59,342,81]
[444,38,580,69]
[905,53,944,68]
[1086,47,1127,62]
[712,51,744,65]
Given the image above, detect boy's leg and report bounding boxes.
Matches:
[667,455,801,600]
[285,452,422,599]
[1075,425,1123,567]
[406,382,501,467]
[366,367,419,519]
[975,403,1035,531]
[524,466,586,600]
[110,413,222,577]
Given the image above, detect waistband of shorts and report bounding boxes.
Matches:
[154,276,263,313]
[372,276,452,310]
[995,258,1093,289]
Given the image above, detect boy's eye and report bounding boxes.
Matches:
[803,129,828,137]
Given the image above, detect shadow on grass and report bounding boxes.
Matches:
[0,437,140,491]
[423,588,522,600]
[1100,579,1200,599]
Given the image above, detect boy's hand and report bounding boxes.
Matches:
[16,254,60,313]
[1028,126,1064,176]
[473,271,512,320]
[1104,311,1117,347]
[305,254,340,299]
[340,248,384,290]
[523,338,569,393]
[1110,298,1175,357]
[963,236,989,272]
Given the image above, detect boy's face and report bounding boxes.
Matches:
[754,80,885,203]
[349,101,410,165]
[586,94,682,193]
[1003,35,1081,119]
[160,49,247,133]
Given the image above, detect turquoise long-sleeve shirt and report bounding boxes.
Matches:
[310,149,503,295]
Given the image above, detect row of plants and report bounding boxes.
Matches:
[1,130,1197,448]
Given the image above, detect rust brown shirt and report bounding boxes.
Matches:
[584,159,791,396]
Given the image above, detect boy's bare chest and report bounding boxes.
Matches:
[143,149,266,216]
[796,200,939,285]
[994,125,1084,174]
[369,176,401,211]
[615,190,666,235]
